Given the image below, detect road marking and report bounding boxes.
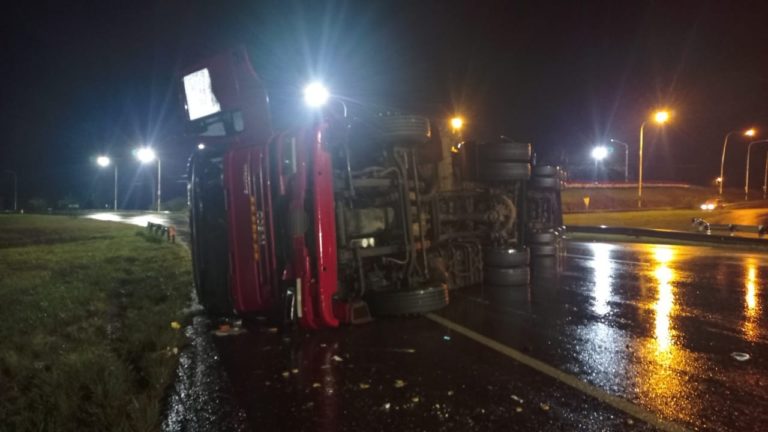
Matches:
[425,313,691,432]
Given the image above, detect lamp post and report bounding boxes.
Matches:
[719,128,756,196]
[638,110,671,208]
[96,156,118,211]
[744,139,768,200]
[609,138,630,182]
[3,170,17,212]
[763,151,768,199]
[135,147,161,212]
[591,146,608,182]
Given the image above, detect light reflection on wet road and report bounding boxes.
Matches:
[440,240,768,431]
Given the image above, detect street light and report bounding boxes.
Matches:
[450,116,464,132]
[591,146,608,161]
[744,139,768,200]
[609,138,630,182]
[3,170,17,212]
[303,82,330,108]
[718,128,757,196]
[591,146,608,182]
[638,109,671,208]
[135,147,161,212]
[95,155,118,211]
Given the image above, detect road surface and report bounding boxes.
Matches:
[83,211,768,431]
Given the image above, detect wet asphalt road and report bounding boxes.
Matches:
[83,212,768,431]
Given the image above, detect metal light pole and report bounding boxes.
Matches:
[96,156,118,210]
[719,128,756,196]
[135,147,160,211]
[609,138,629,182]
[156,158,162,212]
[4,170,17,212]
[638,110,670,208]
[745,139,768,200]
[763,151,768,200]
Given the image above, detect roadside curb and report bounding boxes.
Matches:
[566,225,768,248]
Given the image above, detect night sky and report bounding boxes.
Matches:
[2,0,768,209]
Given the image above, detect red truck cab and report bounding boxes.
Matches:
[183,47,339,327]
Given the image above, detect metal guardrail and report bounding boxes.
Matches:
[691,218,767,236]
[146,222,177,243]
[567,224,768,247]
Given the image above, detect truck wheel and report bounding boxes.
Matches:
[189,153,233,316]
[484,247,529,267]
[484,266,530,286]
[479,162,530,181]
[531,244,557,256]
[375,115,431,144]
[532,165,559,177]
[528,231,556,244]
[529,176,560,190]
[479,142,531,162]
[366,284,449,316]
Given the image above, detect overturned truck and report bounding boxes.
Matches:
[183,48,563,330]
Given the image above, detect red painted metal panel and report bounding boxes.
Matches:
[310,128,339,327]
[224,145,277,313]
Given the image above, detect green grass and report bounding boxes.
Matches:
[561,186,742,212]
[0,215,191,431]
[563,208,760,231]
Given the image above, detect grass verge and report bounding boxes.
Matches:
[0,215,191,431]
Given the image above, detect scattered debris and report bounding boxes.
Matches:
[510,394,524,404]
[383,402,391,411]
[291,368,299,374]
[627,418,635,425]
[539,403,550,411]
[359,383,371,389]
[170,321,181,330]
[515,406,523,413]
[266,327,278,333]
[394,379,407,388]
[731,352,751,361]
[447,390,454,396]
[443,335,451,341]
[281,371,290,378]
[312,383,321,388]
[332,355,344,362]
[411,396,420,403]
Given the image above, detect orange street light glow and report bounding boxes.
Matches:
[745,128,756,137]
[450,116,464,130]
[654,111,670,124]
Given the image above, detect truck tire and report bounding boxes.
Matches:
[366,284,449,316]
[528,231,556,244]
[479,162,530,181]
[484,247,529,267]
[529,176,560,190]
[189,153,234,316]
[484,266,530,286]
[375,115,431,144]
[531,244,557,256]
[532,165,559,177]
[479,142,531,162]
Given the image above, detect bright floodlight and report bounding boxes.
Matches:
[591,146,608,161]
[654,110,670,124]
[197,143,206,150]
[745,128,756,137]
[96,156,111,167]
[450,116,464,131]
[303,82,330,107]
[135,147,156,163]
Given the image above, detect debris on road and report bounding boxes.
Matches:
[394,379,407,388]
[731,352,751,361]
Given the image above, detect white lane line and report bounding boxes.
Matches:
[425,313,691,432]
